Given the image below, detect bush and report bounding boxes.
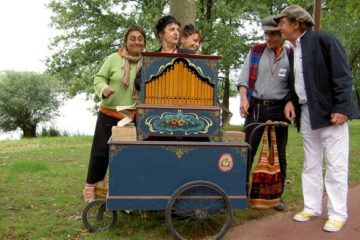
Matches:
[40,126,69,137]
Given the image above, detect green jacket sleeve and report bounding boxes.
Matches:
[94,54,116,99]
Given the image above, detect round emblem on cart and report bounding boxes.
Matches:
[218,153,233,172]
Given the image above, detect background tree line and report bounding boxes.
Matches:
[46,0,291,125]
[2,0,359,138]
[45,0,360,125]
[45,0,360,123]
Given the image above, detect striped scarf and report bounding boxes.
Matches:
[118,47,142,87]
[248,43,267,98]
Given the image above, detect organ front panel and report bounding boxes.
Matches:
[137,52,222,141]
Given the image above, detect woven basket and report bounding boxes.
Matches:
[94,177,108,199]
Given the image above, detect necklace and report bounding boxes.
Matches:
[267,49,281,80]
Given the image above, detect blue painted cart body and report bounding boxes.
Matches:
[107,140,249,211]
[81,53,252,238]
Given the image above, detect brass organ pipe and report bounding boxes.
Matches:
[178,62,183,105]
[144,61,216,106]
[174,63,179,105]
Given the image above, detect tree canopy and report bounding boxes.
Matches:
[0,71,61,137]
[46,0,290,94]
[46,0,167,96]
[46,0,360,120]
[46,0,290,125]
[321,0,360,106]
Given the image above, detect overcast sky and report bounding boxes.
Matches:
[0,0,55,72]
[0,1,242,139]
[0,1,98,140]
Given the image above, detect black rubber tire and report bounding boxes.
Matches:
[82,199,117,232]
[165,180,233,240]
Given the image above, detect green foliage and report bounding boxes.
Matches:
[197,0,279,70]
[46,0,289,94]
[45,0,291,126]
[46,0,360,117]
[195,0,288,124]
[0,71,61,137]
[320,0,360,107]
[286,0,360,108]
[46,0,167,96]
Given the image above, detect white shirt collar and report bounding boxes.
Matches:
[294,30,307,47]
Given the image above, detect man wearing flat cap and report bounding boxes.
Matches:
[236,15,292,212]
[275,4,359,232]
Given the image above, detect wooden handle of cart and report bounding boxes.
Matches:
[244,120,288,148]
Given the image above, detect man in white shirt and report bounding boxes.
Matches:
[275,5,359,232]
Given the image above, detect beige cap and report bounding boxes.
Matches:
[261,16,279,31]
[274,5,315,26]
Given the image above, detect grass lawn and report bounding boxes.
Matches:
[0,120,359,239]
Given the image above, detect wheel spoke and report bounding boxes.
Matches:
[166,180,232,240]
[82,200,117,232]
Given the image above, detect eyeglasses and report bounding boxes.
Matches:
[128,36,145,42]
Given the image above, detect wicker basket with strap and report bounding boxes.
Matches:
[249,124,282,209]
[94,177,108,199]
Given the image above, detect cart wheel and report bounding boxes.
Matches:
[82,199,117,232]
[165,180,233,240]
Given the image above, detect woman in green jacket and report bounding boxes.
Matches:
[83,25,146,202]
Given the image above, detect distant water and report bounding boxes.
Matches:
[0,94,243,140]
[229,95,244,125]
[0,93,97,140]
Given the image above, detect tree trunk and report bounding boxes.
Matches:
[22,124,37,138]
[169,0,196,27]
[313,0,322,31]
[198,0,214,55]
[221,69,233,127]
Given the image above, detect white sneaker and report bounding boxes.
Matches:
[293,211,319,222]
[323,219,345,232]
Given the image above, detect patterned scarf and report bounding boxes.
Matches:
[248,43,267,98]
[248,44,290,98]
[118,47,142,87]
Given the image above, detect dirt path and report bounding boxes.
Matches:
[223,185,360,240]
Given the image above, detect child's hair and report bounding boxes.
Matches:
[181,24,203,42]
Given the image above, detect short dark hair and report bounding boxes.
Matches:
[181,24,203,43]
[155,15,180,38]
[123,25,146,45]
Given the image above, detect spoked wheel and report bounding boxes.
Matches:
[82,199,117,232]
[165,180,233,240]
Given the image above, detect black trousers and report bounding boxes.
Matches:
[244,100,289,195]
[86,111,118,184]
